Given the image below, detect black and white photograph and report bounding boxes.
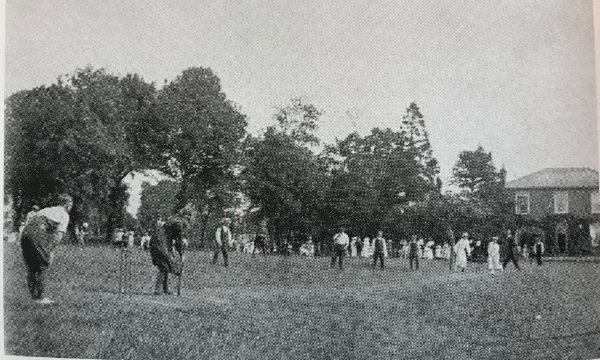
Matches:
[3,1,600,359]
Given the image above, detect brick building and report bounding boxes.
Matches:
[505,168,600,255]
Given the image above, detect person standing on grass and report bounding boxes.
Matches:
[372,231,387,270]
[408,235,419,270]
[447,229,456,270]
[355,235,363,258]
[20,194,73,304]
[487,237,502,274]
[140,232,151,250]
[532,236,545,266]
[454,232,472,272]
[213,218,233,267]
[502,230,520,270]
[331,227,349,270]
[149,218,181,295]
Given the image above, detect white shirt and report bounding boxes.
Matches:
[35,206,70,233]
[333,232,350,246]
[215,226,233,246]
[488,242,500,257]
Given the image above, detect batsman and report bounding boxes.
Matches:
[149,207,193,296]
[20,194,73,304]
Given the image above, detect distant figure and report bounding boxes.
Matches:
[355,235,363,258]
[408,235,419,270]
[473,239,482,260]
[127,231,135,248]
[434,244,442,259]
[253,222,268,257]
[213,218,233,267]
[502,230,520,270]
[149,219,180,295]
[454,232,472,272]
[487,237,502,274]
[532,236,545,266]
[424,239,435,260]
[350,237,358,257]
[361,237,372,258]
[299,237,315,257]
[441,242,451,259]
[372,231,387,270]
[20,194,73,304]
[140,232,151,250]
[331,227,349,270]
[113,228,125,247]
[448,229,456,270]
[400,239,409,259]
[417,238,424,258]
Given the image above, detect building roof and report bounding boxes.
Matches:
[505,168,599,189]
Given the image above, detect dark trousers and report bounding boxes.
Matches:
[536,252,543,265]
[373,252,384,269]
[212,246,228,266]
[27,269,45,300]
[154,268,169,294]
[409,256,419,270]
[330,244,345,269]
[503,253,520,269]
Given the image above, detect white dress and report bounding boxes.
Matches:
[454,239,471,268]
[350,239,357,257]
[487,242,501,270]
[362,238,371,257]
[424,241,435,259]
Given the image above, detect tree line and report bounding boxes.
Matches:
[5,66,511,247]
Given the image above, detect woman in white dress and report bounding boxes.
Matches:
[434,244,442,259]
[424,240,435,259]
[442,242,451,259]
[417,238,424,258]
[350,237,358,257]
[454,233,472,272]
[362,237,371,257]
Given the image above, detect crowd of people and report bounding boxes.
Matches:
[324,227,545,272]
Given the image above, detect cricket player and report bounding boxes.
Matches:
[20,194,73,304]
[331,227,349,270]
[149,219,181,295]
[213,218,233,267]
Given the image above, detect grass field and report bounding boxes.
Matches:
[4,243,600,360]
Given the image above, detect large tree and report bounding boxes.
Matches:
[4,67,162,240]
[452,146,501,194]
[244,99,329,245]
[324,103,441,236]
[155,67,247,215]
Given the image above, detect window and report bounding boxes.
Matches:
[591,192,600,214]
[515,193,530,215]
[554,192,569,214]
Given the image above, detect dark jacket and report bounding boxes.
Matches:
[149,223,180,275]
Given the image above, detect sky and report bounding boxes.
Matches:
[4,0,599,215]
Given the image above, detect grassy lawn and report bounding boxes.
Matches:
[4,243,600,360]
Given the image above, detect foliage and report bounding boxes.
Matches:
[4,67,161,241]
[137,180,181,233]
[322,103,441,238]
[155,67,247,212]
[244,100,329,243]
